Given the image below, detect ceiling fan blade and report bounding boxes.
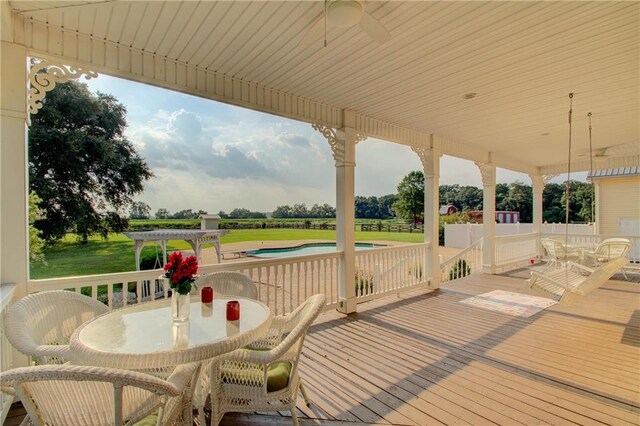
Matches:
[359,12,391,44]
[299,15,325,47]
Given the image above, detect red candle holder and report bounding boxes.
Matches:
[201,286,214,304]
[226,300,240,321]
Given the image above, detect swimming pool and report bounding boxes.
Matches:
[245,243,379,258]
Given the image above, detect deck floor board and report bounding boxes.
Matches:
[5,269,639,425]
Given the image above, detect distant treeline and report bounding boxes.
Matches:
[132,180,594,224]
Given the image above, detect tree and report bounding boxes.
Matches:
[393,171,424,223]
[29,192,45,263]
[378,194,397,219]
[543,183,565,223]
[29,80,152,242]
[272,205,292,218]
[129,201,151,219]
[155,208,170,219]
[498,181,532,222]
[495,183,509,210]
[171,209,198,219]
[439,184,460,208]
[291,203,309,218]
[457,186,483,211]
[228,208,266,219]
[309,203,335,218]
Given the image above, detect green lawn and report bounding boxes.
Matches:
[30,229,424,280]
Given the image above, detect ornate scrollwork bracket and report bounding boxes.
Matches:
[312,123,365,166]
[28,60,98,122]
[412,145,441,176]
[475,161,496,187]
[312,122,345,165]
[530,173,558,192]
[543,174,559,185]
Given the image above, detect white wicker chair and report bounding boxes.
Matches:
[209,294,325,426]
[192,271,259,423]
[541,237,581,270]
[0,363,198,426]
[4,290,109,364]
[196,271,258,300]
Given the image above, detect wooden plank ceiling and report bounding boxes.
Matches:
[9,1,640,171]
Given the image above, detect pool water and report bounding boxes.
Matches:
[245,243,377,258]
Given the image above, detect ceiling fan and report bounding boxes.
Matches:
[299,0,391,47]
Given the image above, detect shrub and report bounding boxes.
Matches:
[139,251,164,271]
[449,258,471,280]
[408,263,423,280]
[355,270,374,296]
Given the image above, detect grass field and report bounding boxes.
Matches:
[30,229,424,279]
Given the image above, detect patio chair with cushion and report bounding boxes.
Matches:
[540,237,581,270]
[4,290,109,365]
[0,363,198,426]
[525,256,628,306]
[192,271,259,423]
[195,271,258,300]
[209,293,326,426]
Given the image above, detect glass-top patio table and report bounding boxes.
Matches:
[70,296,272,370]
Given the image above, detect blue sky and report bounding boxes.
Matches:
[85,75,579,215]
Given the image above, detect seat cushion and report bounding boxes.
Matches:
[266,361,292,392]
[221,361,292,393]
[132,411,158,426]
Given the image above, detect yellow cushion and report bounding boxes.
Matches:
[131,411,158,426]
[221,360,292,393]
[266,361,292,392]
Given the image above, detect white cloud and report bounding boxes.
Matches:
[86,74,585,215]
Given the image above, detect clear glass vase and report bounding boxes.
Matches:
[171,293,191,322]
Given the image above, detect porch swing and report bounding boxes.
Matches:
[525,94,628,306]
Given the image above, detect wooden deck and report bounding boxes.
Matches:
[287,268,640,425]
[6,268,640,425]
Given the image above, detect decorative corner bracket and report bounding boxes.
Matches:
[543,174,559,185]
[355,134,368,144]
[530,173,557,191]
[474,161,496,186]
[312,123,344,165]
[28,60,98,119]
[411,145,441,176]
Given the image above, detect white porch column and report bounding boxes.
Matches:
[530,174,545,259]
[476,162,496,274]
[530,174,544,236]
[412,144,441,289]
[593,179,601,234]
[313,111,358,314]
[1,10,29,299]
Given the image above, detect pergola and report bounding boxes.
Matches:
[1,1,638,312]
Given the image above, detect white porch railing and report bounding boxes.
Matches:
[0,283,17,423]
[198,252,341,316]
[354,243,429,303]
[28,252,342,317]
[441,239,483,283]
[494,232,539,268]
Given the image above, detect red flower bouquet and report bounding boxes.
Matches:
[163,252,198,295]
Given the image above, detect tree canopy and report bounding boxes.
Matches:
[29,80,152,242]
[393,171,424,223]
[129,201,151,219]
